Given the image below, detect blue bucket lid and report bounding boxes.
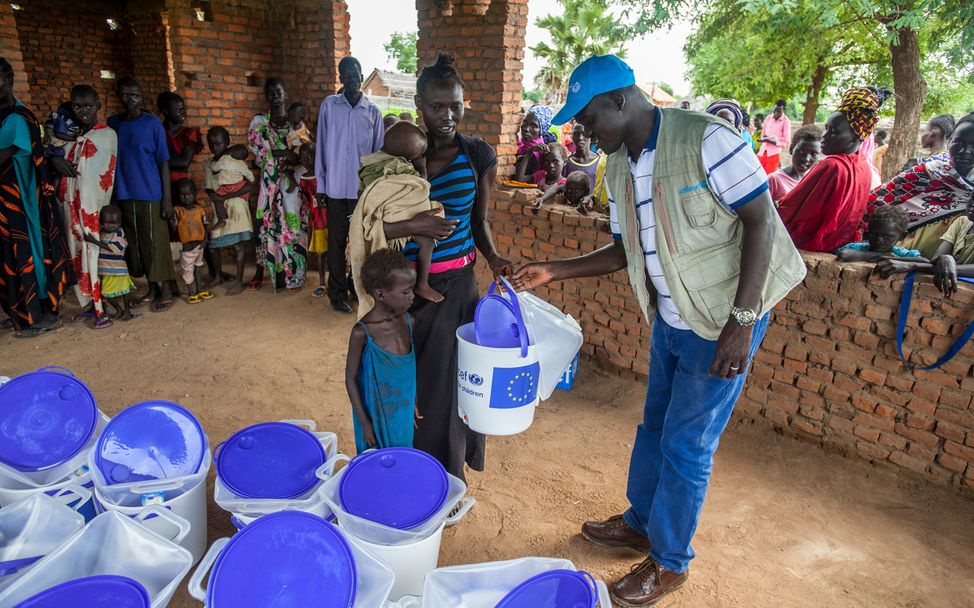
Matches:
[94,401,205,485]
[495,569,598,608]
[339,448,448,530]
[216,422,325,499]
[0,367,98,472]
[14,575,150,608]
[207,511,356,608]
[475,295,523,348]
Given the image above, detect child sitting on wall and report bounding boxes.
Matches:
[836,205,925,263]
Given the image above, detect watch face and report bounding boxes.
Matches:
[735,308,757,324]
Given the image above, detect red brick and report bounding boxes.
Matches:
[936,452,968,474]
[893,423,941,449]
[943,440,974,461]
[888,450,929,474]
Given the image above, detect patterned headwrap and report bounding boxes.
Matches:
[705,98,744,130]
[837,88,881,140]
[528,105,558,143]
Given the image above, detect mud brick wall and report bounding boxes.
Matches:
[12,1,132,117]
[417,0,528,177]
[480,187,974,491]
[0,3,30,105]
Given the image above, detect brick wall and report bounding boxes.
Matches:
[13,0,132,118]
[480,188,974,491]
[125,3,174,115]
[0,3,29,105]
[417,0,527,176]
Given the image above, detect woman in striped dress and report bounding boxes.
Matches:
[384,52,513,481]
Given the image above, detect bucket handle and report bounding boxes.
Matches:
[230,515,248,531]
[315,453,350,481]
[134,505,190,545]
[595,579,611,608]
[444,496,476,526]
[35,365,75,376]
[124,476,192,495]
[485,276,530,358]
[278,418,317,431]
[188,537,230,601]
[0,555,43,577]
[51,482,92,511]
[575,570,603,608]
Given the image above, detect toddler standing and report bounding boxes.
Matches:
[204,127,255,295]
[171,179,211,303]
[85,205,136,326]
[345,248,421,453]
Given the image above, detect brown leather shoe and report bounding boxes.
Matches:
[610,558,688,607]
[580,514,651,552]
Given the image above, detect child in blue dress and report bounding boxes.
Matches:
[345,248,422,453]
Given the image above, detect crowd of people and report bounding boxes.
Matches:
[518,88,974,296]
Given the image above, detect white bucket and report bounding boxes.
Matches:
[94,450,211,563]
[213,419,345,526]
[457,323,539,435]
[188,514,396,607]
[321,465,471,546]
[0,490,88,593]
[421,557,612,607]
[0,468,97,522]
[0,508,193,608]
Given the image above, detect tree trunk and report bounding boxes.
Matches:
[885,25,927,182]
[803,64,829,125]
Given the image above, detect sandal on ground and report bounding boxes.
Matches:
[72,310,96,323]
[93,316,113,330]
[187,295,203,304]
[129,294,153,309]
[198,291,214,300]
[246,279,264,291]
[311,287,326,298]
[13,318,62,339]
[150,298,174,313]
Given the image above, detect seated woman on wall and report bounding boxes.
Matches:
[876,190,974,298]
[777,87,891,252]
[864,113,974,258]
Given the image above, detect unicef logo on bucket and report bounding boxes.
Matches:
[469,374,484,386]
[489,362,540,409]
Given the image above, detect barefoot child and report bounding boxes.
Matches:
[295,143,328,297]
[836,205,925,263]
[352,121,444,310]
[171,179,211,303]
[204,127,254,295]
[534,170,593,213]
[85,206,137,325]
[344,248,421,452]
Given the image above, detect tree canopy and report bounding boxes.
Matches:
[384,31,418,74]
[532,0,630,103]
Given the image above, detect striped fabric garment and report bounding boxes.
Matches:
[97,228,129,275]
[402,152,477,273]
[608,107,769,330]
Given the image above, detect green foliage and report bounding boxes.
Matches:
[531,0,630,102]
[383,32,418,74]
[522,89,543,103]
[658,82,675,95]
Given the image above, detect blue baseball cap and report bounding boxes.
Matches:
[552,55,636,125]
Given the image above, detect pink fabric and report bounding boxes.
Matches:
[758,114,792,157]
[425,252,476,274]
[517,138,544,172]
[767,169,800,203]
[532,169,566,189]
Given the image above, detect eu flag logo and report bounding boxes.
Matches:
[489,362,541,409]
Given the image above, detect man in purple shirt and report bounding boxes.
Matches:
[315,56,384,313]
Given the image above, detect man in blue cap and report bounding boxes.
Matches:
[513,56,805,606]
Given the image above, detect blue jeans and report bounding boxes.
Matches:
[623,313,769,573]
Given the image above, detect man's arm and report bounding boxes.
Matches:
[511,239,628,291]
[315,100,328,198]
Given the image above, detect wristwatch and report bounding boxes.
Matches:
[730,306,758,327]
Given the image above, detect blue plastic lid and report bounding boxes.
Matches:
[495,570,598,608]
[216,422,325,499]
[94,401,205,485]
[14,575,150,608]
[0,367,98,472]
[475,295,523,348]
[207,511,356,608]
[339,448,448,530]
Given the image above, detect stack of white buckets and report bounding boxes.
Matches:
[0,367,108,521]
[88,400,211,563]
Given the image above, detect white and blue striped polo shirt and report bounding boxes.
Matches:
[607,107,769,330]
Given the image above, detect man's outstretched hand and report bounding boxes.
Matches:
[512,262,554,291]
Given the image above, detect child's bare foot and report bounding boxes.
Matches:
[225,281,243,296]
[414,283,445,303]
[119,310,140,321]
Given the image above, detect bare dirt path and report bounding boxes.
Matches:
[2,281,972,607]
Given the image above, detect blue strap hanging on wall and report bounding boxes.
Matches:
[895,272,974,370]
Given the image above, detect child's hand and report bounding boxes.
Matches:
[578,195,594,215]
[414,406,424,430]
[530,143,550,154]
[363,421,378,447]
[531,197,543,214]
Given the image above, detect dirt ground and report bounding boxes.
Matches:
[3,275,973,608]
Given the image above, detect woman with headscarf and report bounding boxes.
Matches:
[863,113,974,257]
[777,87,891,252]
[0,57,72,337]
[513,104,558,182]
[706,98,752,146]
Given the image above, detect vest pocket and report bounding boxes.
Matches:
[680,190,717,228]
